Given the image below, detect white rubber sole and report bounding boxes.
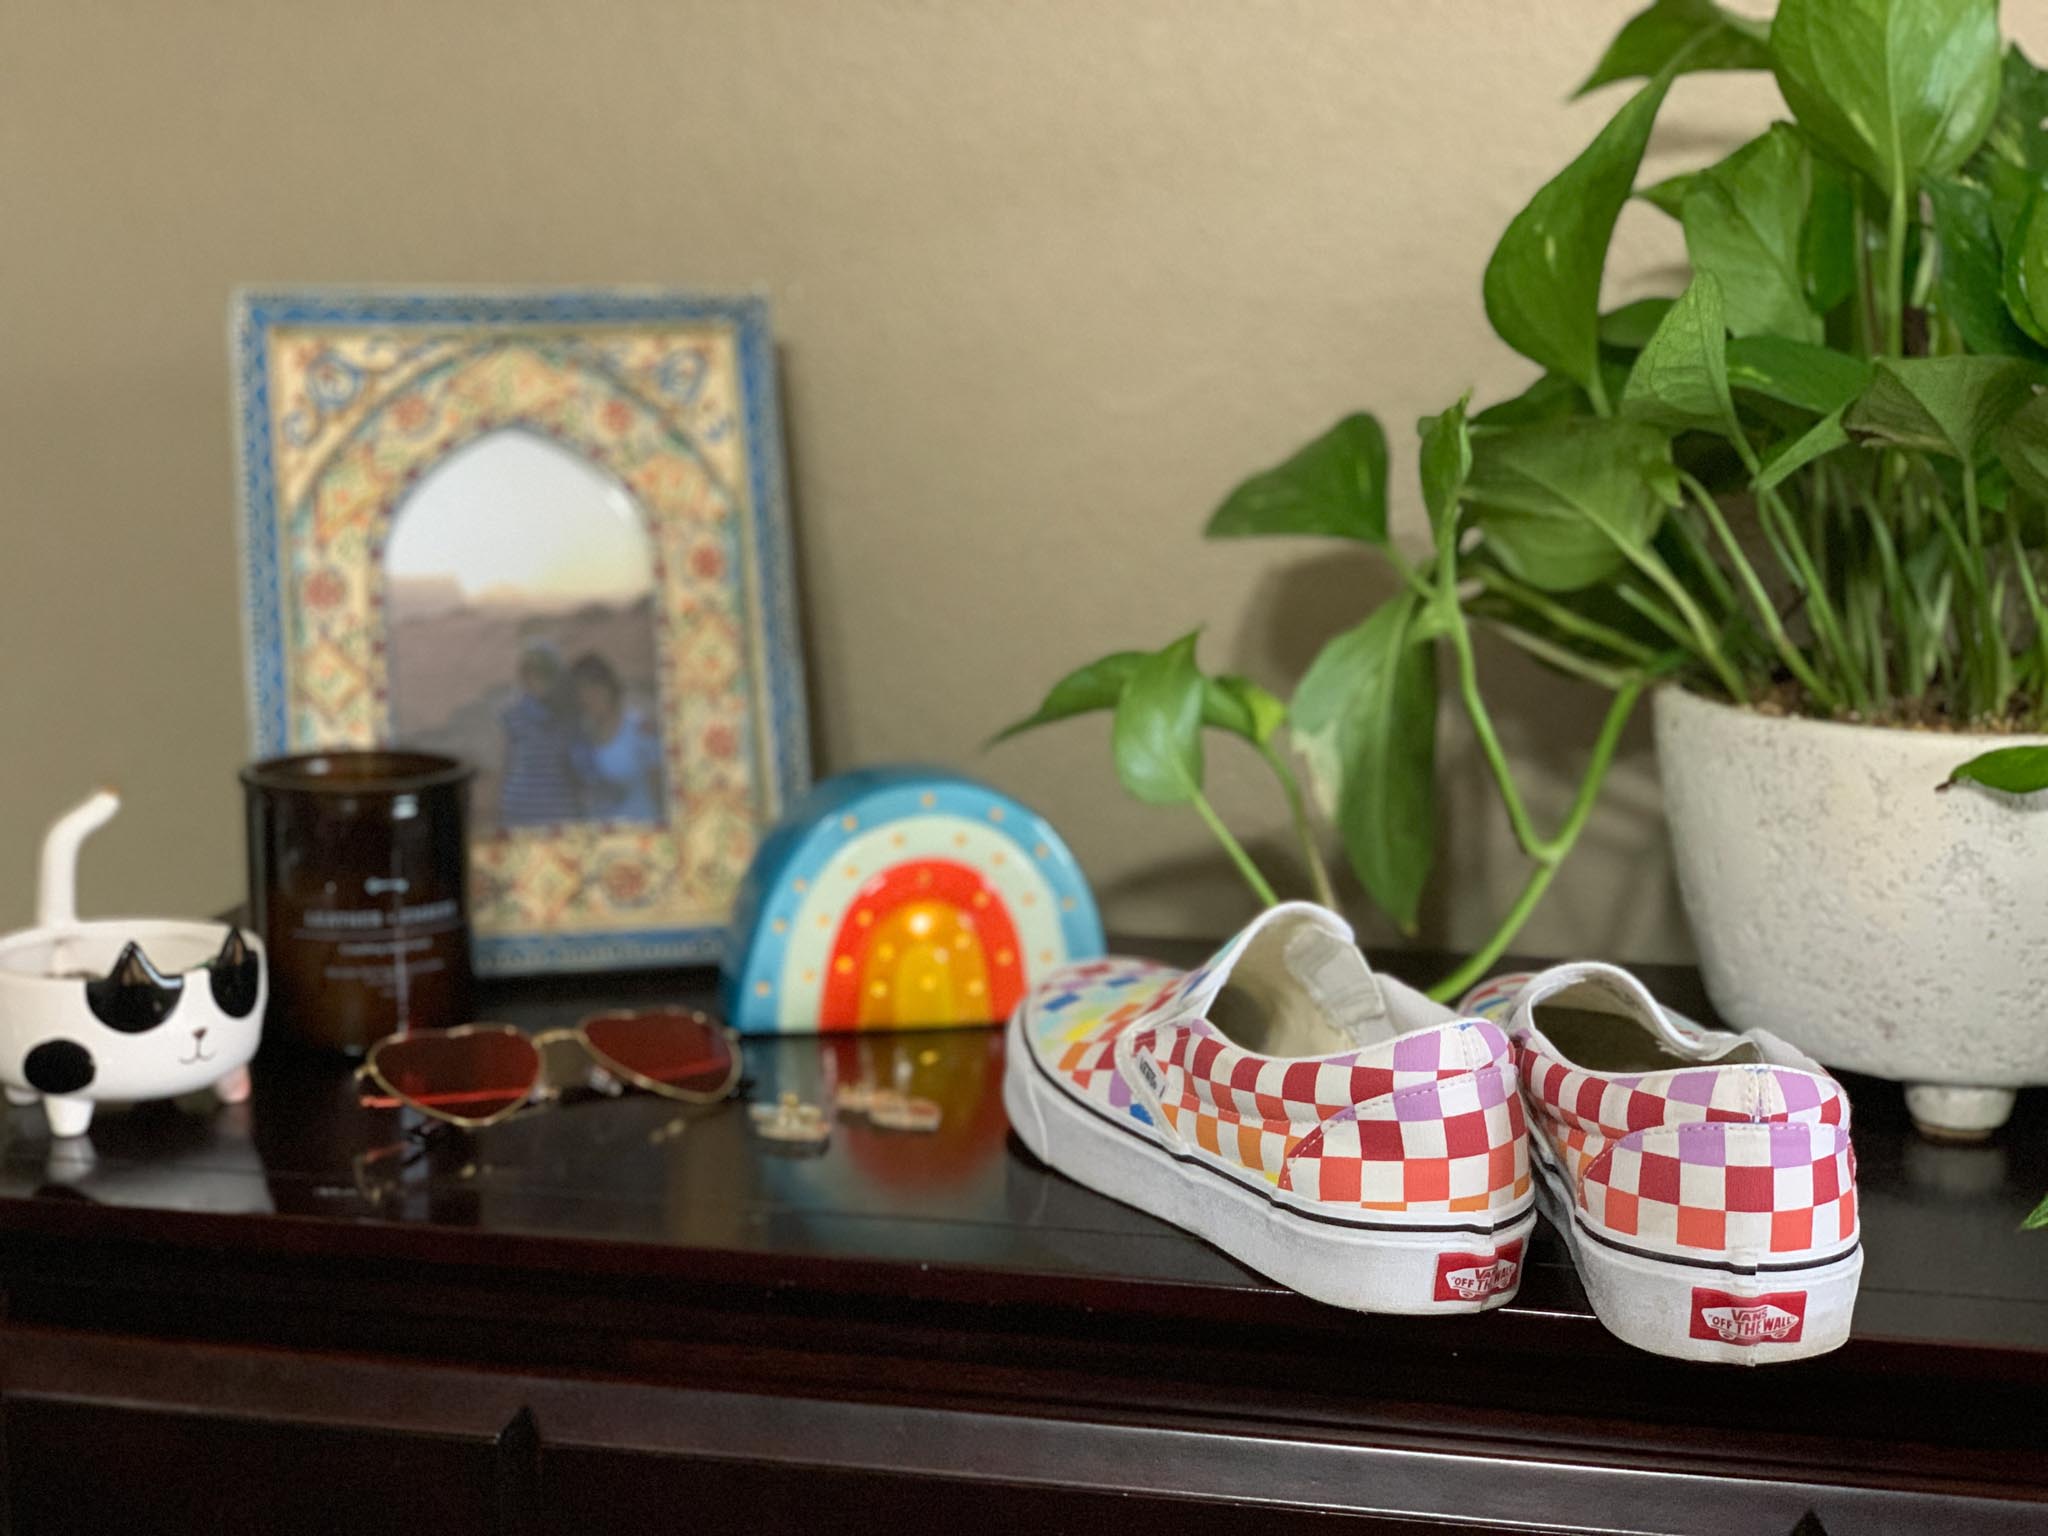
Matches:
[1530,1148,1862,1365]
[1003,1011,1535,1315]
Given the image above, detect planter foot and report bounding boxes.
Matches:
[1905,1085,2017,1143]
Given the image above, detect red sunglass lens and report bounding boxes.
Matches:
[581,1010,733,1095]
[371,1029,540,1120]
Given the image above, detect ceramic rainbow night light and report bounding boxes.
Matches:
[721,768,1103,1034]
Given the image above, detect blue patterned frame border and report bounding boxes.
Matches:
[229,287,813,975]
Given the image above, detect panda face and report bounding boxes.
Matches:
[1,923,266,1104]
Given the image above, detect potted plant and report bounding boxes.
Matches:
[995,0,2048,1141]
[1943,744,2048,1217]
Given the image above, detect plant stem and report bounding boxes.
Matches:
[1445,611,1546,861]
[1482,620,1633,691]
[1426,677,1646,1002]
[1869,512,1926,697]
[1615,580,1705,655]
[1921,477,1989,712]
[1586,364,1611,418]
[1428,862,1561,1005]
[1383,542,1442,607]
[1758,483,1869,713]
[1960,462,2009,715]
[1679,471,1836,708]
[1852,203,1877,358]
[2005,521,2048,727]
[1666,497,1743,624]
[1476,568,1658,664]
[1961,460,1986,571]
[1854,553,1888,707]
[1258,741,1338,909]
[1623,544,1748,702]
[1884,178,1909,358]
[1189,789,1279,906]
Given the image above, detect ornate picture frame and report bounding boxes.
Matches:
[231,289,810,976]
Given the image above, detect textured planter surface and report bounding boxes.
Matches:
[1654,687,2048,1134]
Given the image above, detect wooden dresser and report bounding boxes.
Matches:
[0,950,2041,1534]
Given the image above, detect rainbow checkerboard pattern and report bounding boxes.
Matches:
[1461,971,1857,1258]
[1025,956,1532,1215]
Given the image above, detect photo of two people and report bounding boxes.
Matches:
[497,638,661,828]
[382,431,669,835]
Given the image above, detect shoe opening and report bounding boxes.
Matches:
[1205,909,1392,1056]
[1533,975,1763,1072]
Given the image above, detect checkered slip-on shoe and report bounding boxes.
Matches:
[1004,902,1535,1314]
[1461,964,1862,1364]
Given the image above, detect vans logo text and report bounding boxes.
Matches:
[1433,1240,1524,1303]
[1689,1287,1807,1346]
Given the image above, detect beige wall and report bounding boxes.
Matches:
[8,3,2035,961]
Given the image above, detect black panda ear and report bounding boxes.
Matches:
[24,1039,95,1095]
[84,941,183,1033]
[208,928,260,1019]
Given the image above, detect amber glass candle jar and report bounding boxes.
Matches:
[241,750,475,1054]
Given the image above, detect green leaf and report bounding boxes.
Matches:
[1208,675,1287,747]
[1419,397,1472,547]
[1944,743,2048,793]
[1289,595,1438,931]
[1204,414,1391,543]
[990,651,1145,744]
[1981,160,2043,254]
[1600,298,1677,350]
[1770,0,2002,194]
[1974,44,2048,179]
[1726,336,1874,415]
[1845,356,2044,461]
[1465,417,1676,592]
[2026,1190,2048,1231]
[1802,154,1860,312]
[1622,273,1742,442]
[1962,50,2048,256]
[1998,391,2048,503]
[1638,172,1698,221]
[1111,633,1205,806]
[1472,373,1593,430]
[1484,69,1676,395]
[2004,188,2048,346]
[1576,0,1770,97]
[1927,177,2045,356]
[1756,409,1851,492]
[1680,125,1824,341]
[990,649,1290,752]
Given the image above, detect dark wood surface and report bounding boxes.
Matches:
[0,944,2043,1534]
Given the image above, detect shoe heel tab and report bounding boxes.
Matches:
[1111,1025,1183,1152]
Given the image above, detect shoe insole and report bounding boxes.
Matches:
[1204,920,1379,1057]
[1531,1002,1762,1073]
[1209,971,1354,1058]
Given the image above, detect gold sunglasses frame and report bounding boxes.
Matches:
[356,1010,743,1129]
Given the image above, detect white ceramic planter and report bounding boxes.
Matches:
[1654,686,2048,1141]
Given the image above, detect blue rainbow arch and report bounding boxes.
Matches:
[721,766,1103,1034]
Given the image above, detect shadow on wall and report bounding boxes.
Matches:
[774,346,835,779]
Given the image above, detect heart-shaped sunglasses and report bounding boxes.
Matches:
[356,1008,741,1128]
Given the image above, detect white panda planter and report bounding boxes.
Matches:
[0,790,264,1138]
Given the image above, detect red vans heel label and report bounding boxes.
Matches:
[1433,1240,1523,1302]
[1690,1287,1806,1345]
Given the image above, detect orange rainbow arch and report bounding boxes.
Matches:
[820,860,1025,1028]
[722,768,1104,1034]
